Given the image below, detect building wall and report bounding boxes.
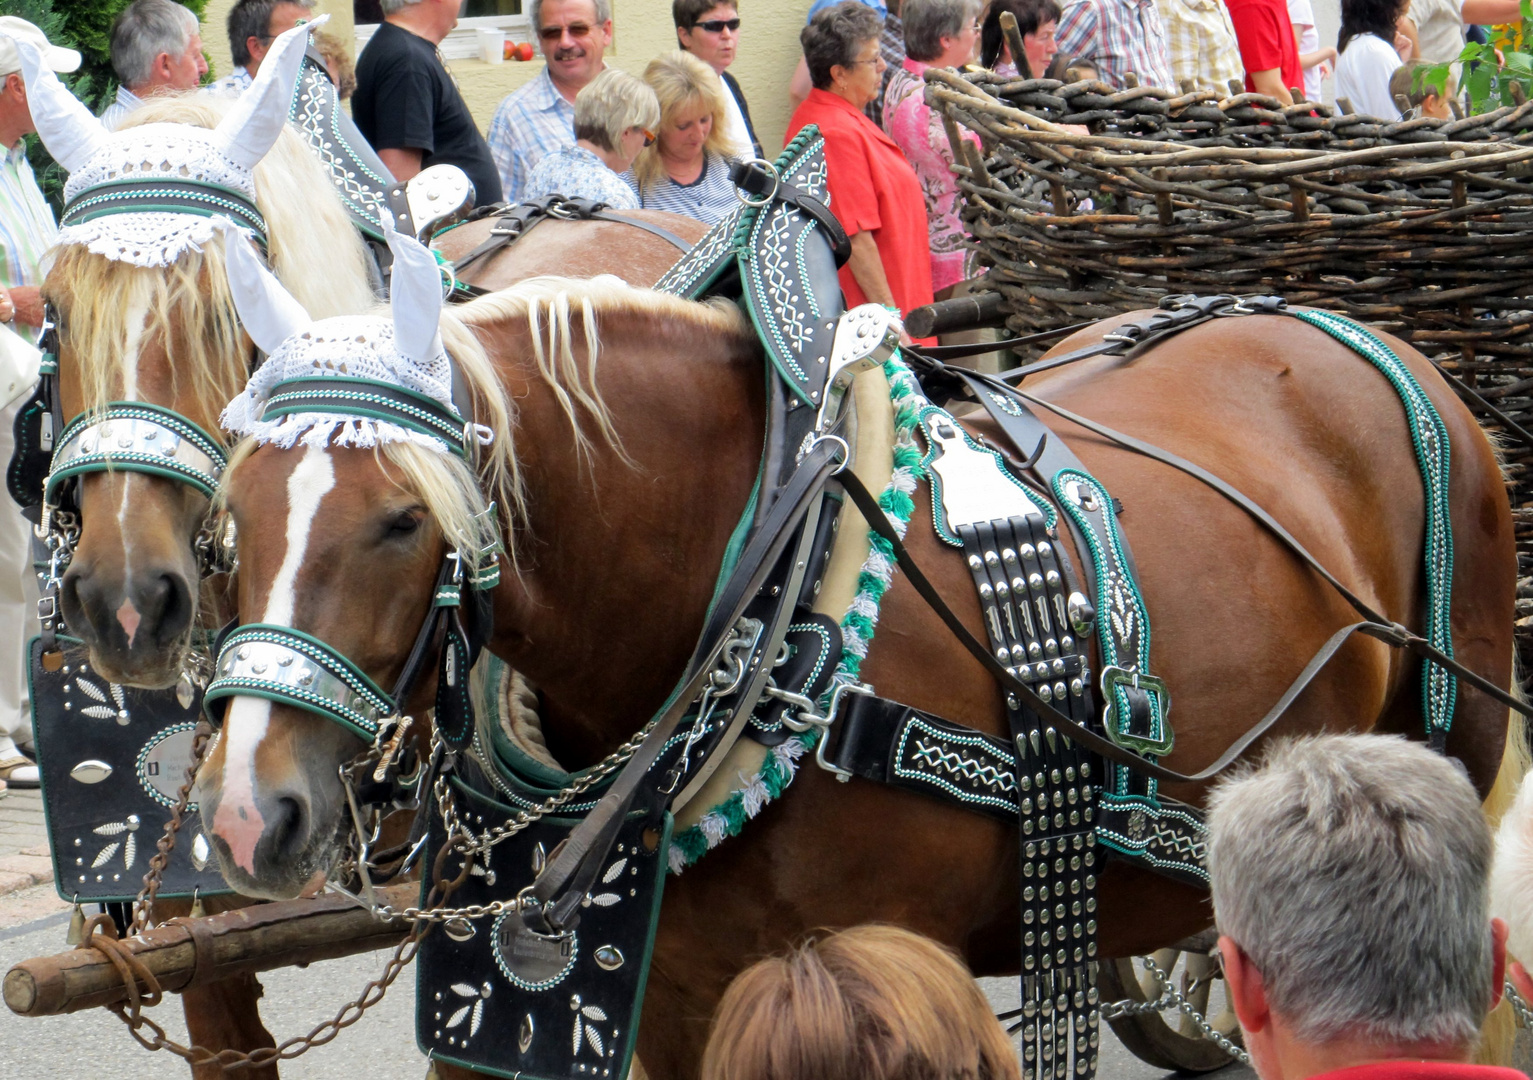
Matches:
[200,0,810,153]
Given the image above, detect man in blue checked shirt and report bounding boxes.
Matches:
[488,0,612,204]
[0,16,80,794]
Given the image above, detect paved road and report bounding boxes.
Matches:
[0,881,1254,1080]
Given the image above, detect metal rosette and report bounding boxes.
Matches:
[46,402,226,503]
[203,623,394,741]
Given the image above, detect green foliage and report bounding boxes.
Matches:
[1420,0,1533,114]
[0,0,209,210]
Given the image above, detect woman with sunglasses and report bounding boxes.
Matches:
[675,0,761,159]
[522,68,659,209]
[624,50,742,225]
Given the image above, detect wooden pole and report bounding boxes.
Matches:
[4,885,415,1018]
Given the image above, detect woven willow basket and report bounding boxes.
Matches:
[926,67,1533,670]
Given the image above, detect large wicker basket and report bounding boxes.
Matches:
[925,68,1533,672]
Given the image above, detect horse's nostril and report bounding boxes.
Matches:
[146,571,193,646]
[266,795,308,862]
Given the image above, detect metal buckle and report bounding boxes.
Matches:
[811,680,875,782]
[735,159,781,208]
[1099,665,1173,756]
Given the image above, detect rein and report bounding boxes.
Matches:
[446,195,695,300]
[885,297,1533,781]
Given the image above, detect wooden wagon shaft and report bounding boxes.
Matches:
[2,885,415,1018]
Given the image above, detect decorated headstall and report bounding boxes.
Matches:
[201,210,500,808]
[4,18,325,578]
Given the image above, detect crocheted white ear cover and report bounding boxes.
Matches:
[214,15,328,172]
[2,32,102,173]
[218,213,457,455]
[218,218,311,356]
[34,18,324,268]
[381,208,445,365]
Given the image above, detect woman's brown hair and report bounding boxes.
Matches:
[701,924,1021,1080]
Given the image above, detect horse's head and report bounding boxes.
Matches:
[10,19,374,687]
[200,215,516,898]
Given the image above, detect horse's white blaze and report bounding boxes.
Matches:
[212,695,272,874]
[213,445,335,872]
[114,297,151,597]
[264,444,335,626]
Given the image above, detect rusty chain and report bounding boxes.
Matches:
[80,808,474,1070]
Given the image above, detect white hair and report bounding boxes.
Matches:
[111,0,198,89]
[1207,733,1495,1049]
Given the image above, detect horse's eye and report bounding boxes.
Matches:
[384,509,422,537]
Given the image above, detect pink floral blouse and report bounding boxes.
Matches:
[881,57,981,293]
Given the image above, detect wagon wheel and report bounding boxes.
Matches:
[1097,938,1243,1073]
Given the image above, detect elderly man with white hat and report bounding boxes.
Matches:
[0,16,80,793]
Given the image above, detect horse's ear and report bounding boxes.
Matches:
[380,209,444,365]
[213,14,328,171]
[216,219,311,356]
[1,34,102,174]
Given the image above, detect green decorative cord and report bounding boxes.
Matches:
[669,354,927,872]
[1294,309,1456,737]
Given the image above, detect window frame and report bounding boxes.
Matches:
[354,13,534,61]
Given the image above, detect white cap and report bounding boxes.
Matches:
[0,17,80,78]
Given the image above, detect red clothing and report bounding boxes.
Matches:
[1311,1063,1526,1080]
[1224,0,1302,97]
[784,88,936,321]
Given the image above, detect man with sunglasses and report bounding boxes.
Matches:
[353,0,502,205]
[674,0,760,160]
[488,0,614,203]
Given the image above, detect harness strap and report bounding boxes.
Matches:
[731,160,851,267]
[523,436,847,933]
[837,468,1522,782]
[589,210,694,254]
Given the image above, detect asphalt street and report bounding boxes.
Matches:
[0,883,1256,1080]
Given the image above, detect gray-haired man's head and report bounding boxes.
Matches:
[1208,734,1496,1054]
[110,0,206,94]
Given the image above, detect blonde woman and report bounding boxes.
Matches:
[524,68,659,208]
[624,50,741,224]
[701,925,1020,1080]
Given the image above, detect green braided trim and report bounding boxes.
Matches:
[669,353,927,872]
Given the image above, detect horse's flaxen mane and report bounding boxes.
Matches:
[455,274,750,466]
[224,276,750,577]
[52,93,375,427]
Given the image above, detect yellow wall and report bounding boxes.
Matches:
[201,0,811,154]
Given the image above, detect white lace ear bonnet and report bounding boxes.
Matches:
[1,16,325,267]
[217,210,489,459]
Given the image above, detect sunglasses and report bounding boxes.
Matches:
[694,18,741,32]
[641,128,657,146]
[538,22,594,41]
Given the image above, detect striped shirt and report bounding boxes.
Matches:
[623,152,739,224]
[0,142,58,342]
[98,84,144,131]
[488,67,585,204]
[1156,0,1243,93]
[1056,0,1175,89]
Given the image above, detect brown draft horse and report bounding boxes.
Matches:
[50,96,704,689]
[38,106,702,1080]
[198,276,1520,1079]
